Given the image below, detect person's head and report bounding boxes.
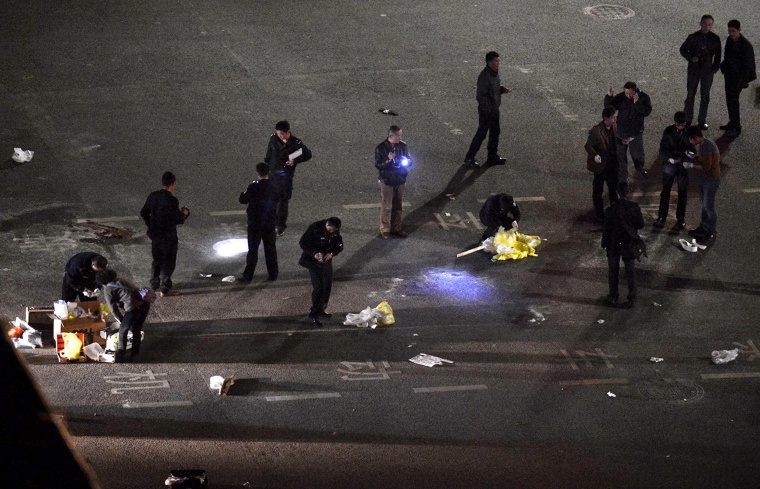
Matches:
[673,111,688,130]
[387,125,402,144]
[623,81,637,99]
[92,256,108,272]
[602,105,617,125]
[728,19,741,41]
[275,120,291,143]
[616,181,629,198]
[95,269,117,287]
[485,51,500,72]
[686,126,704,144]
[700,15,714,33]
[162,171,176,190]
[498,194,514,213]
[325,217,341,234]
[255,162,269,178]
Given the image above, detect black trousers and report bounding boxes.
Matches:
[465,108,500,161]
[658,165,689,222]
[243,226,278,280]
[684,68,714,125]
[270,175,293,232]
[607,254,636,302]
[150,233,178,292]
[119,304,150,356]
[592,167,619,219]
[724,76,745,129]
[308,262,333,318]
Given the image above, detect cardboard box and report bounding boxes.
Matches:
[56,333,87,363]
[53,301,106,347]
[25,306,55,328]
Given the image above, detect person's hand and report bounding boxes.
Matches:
[286,159,295,166]
[691,56,699,63]
[501,86,512,94]
[314,252,323,262]
[607,86,614,97]
[82,289,93,298]
[683,162,695,169]
[511,221,519,230]
[388,151,395,161]
[181,206,190,216]
[632,92,639,103]
[594,155,602,164]
[324,253,333,262]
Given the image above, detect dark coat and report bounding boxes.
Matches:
[602,198,645,258]
[375,139,411,187]
[140,189,188,239]
[239,178,277,229]
[479,194,521,228]
[658,124,693,162]
[603,90,652,138]
[298,220,344,269]
[476,66,502,113]
[584,121,618,174]
[721,35,757,85]
[63,252,104,293]
[680,30,722,74]
[264,133,313,178]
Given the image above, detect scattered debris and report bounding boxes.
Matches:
[199,273,212,278]
[711,348,739,365]
[165,469,208,488]
[409,353,454,367]
[597,319,605,324]
[607,391,616,398]
[209,376,234,395]
[652,302,662,307]
[9,317,42,349]
[528,307,546,322]
[68,221,133,244]
[221,275,236,283]
[12,148,34,163]
[650,357,664,363]
[379,108,398,116]
[679,238,707,252]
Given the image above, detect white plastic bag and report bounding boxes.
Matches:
[711,348,739,364]
[11,317,42,349]
[12,147,34,163]
[343,307,380,328]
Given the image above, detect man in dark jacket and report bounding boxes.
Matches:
[298,217,343,327]
[61,252,108,301]
[602,182,645,308]
[680,15,722,130]
[720,19,756,137]
[585,106,620,221]
[265,120,313,236]
[239,163,278,282]
[655,111,694,229]
[140,171,190,296]
[375,125,412,239]
[463,51,512,168]
[604,82,653,180]
[479,193,521,242]
[97,269,151,363]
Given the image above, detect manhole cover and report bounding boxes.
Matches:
[583,5,635,20]
[636,379,704,404]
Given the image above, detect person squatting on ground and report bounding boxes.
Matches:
[61,252,108,302]
[680,14,722,130]
[265,120,313,236]
[239,162,279,282]
[719,19,756,137]
[585,106,620,222]
[140,171,190,297]
[655,111,694,230]
[97,269,151,363]
[604,82,652,180]
[375,125,413,239]
[298,217,343,327]
[602,182,645,308]
[683,126,721,244]
[479,193,521,242]
[464,51,512,168]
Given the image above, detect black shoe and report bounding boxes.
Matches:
[674,220,686,230]
[688,227,706,238]
[487,156,507,165]
[622,300,636,309]
[463,158,479,168]
[309,317,322,327]
[719,123,733,131]
[637,167,649,178]
[318,311,332,318]
[698,123,709,131]
[392,230,409,238]
[696,234,715,245]
[266,275,278,281]
[605,296,618,307]
[276,228,286,237]
[239,275,252,283]
[653,217,666,228]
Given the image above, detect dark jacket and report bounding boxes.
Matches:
[140,189,188,239]
[102,280,146,322]
[239,178,277,229]
[680,30,722,74]
[63,252,104,293]
[602,198,645,258]
[375,139,411,187]
[264,133,313,178]
[298,220,343,269]
[721,35,757,85]
[476,66,502,113]
[658,124,693,162]
[603,90,652,138]
[479,194,521,228]
[584,121,618,173]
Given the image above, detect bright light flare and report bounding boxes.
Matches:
[212,238,248,257]
[422,268,494,302]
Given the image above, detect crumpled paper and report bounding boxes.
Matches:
[409,353,454,367]
[711,348,739,364]
[12,148,34,163]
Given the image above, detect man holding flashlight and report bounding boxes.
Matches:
[375,125,412,239]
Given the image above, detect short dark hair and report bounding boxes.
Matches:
[162,171,176,187]
[623,81,637,90]
[275,120,290,132]
[602,106,617,119]
[686,126,704,139]
[616,181,629,198]
[700,14,714,23]
[498,194,514,211]
[255,162,269,176]
[326,217,341,229]
[485,51,500,63]
[95,269,117,287]
[728,19,741,30]
[92,256,108,271]
[388,125,401,137]
[673,111,688,124]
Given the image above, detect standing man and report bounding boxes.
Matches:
[239,162,279,282]
[140,171,190,297]
[61,252,108,301]
[375,125,413,239]
[719,20,756,137]
[602,182,645,308]
[265,120,313,236]
[585,106,620,222]
[655,111,693,229]
[97,269,151,363]
[298,217,343,327]
[680,14,722,130]
[463,51,512,168]
[479,193,521,242]
[683,127,721,244]
[604,82,652,180]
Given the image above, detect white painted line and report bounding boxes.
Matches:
[122,400,193,409]
[557,378,629,386]
[265,392,341,401]
[412,384,488,394]
[742,188,760,193]
[477,196,546,203]
[700,372,760,380]
[630,191,676,198]
[208,210,247,216]
[75,216,140,223]
[342,202,412,209]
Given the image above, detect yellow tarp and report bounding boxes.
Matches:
[488,227,542,261]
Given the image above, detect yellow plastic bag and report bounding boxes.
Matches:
[374,301,395,326]
[61,332,83,360]
[491,227,542,261]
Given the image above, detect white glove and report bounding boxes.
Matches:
[511,220,519,230]
[667,158,675,164]
[82,289,93,298]
[594,155,602,164]
[685,150,695,159]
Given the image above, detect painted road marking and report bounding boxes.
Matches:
[477,196,546,203]
[700,372,760,380]
[742,188,760,193]
[342,202,412,209]
[265,392,341,402]
[123,400,193,409]
[412,384,488,393]
[557,378,629,386]
[208,210,246,216]
[75,216,140,223]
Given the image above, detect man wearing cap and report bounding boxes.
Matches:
[604,82,652,180]
[375,125,413,239]
[654,111,694,230]
[680,14,722,130]
[479,193,521,242]
[585,106,620,222]
[719,19,756,137]
[239,162,279,282]
[683,126,720,244]
[62,252,108,301]
[298,217,343,327]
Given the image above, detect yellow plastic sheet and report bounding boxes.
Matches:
[61,332,83,359]
[490,227,542,261]
[375,301,395,326]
